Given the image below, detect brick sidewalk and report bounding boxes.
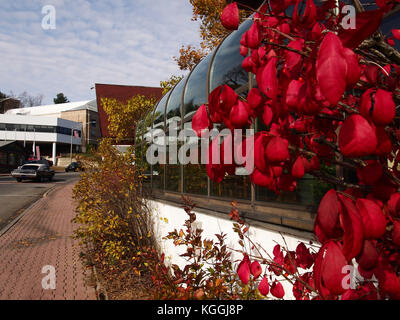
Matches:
[0,182,97,300]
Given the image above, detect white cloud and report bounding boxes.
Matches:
[0,0,202,104]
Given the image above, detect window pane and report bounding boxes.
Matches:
[210,174,251,200]
[166,79,185,127]
[151,94,169,191]
[209,18,252,92]
[183,53,213,120]
[153,92,170,130]
[182,121,208,195]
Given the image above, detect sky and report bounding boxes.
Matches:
[0,0,202,104]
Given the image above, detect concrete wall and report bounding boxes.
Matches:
[150,199,317,300]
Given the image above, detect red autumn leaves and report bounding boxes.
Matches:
[314,189,400,299]
[215,0,400,300]
[236,242,317,299]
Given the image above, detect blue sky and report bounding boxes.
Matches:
[0,0,201,104]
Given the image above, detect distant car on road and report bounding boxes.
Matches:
[25,158,53,167]
[65,162,84,172]
[11,163,55,182]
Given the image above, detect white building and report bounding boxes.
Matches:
[0,99,101,166]
[0,114,82,165]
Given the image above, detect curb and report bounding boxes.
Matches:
[92,265,109,300]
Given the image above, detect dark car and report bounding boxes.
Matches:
[11,163,55,182]
[65,162,84,172]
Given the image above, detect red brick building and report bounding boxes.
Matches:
[94,83,163,140]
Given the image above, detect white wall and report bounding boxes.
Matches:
[150,200,317,300]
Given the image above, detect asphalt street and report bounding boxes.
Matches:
[0,172,80,231]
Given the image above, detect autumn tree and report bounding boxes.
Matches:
[160,75,184,95]
[173,0,253,72]
[102,95,156,144]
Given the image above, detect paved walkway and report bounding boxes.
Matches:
[0,181,97,300]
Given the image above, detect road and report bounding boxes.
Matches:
[0,172,80,231]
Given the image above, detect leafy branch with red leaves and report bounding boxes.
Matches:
[189,0,400,300]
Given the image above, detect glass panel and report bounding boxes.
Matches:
[210,175,251,200]
[183,53,213,120]
[153,92,169,130]
[166,79,185,127]
[209,18,252,92]
[381,10,400,50]
[151,93,169,191]
[165,79,186,192]
[255,174,333,208]
[182,121,208,195]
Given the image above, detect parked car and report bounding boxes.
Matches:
[11,163,55,182]
[65,162,84,172]
[25,158,53,167]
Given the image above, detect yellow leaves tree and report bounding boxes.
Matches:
[160,75,184,95]
[101,94,156,144]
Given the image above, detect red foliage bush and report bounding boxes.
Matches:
[190,0,400,300]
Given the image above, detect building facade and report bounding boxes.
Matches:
[0,114,82,166]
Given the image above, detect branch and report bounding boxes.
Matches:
[264,41,309,57]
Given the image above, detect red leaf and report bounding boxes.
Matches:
[387,193,400,218]
[316,32,347,106]
[258,277,270,296]
[247,88,265,110]
[247,21,262,49]
[393,221,400,246]
[316,189,340,239]
[356,160,383,185]
[393,29,400,40]
[356,240,379,270]
[254,132,269,172]
[285,79,307,112]
[293,0,317,28]
[250,167,274,188]
[270,281,285,299]
[250,261,262,279]
[339,195,364,260]
[284,39,305,77]
[256,57,278,99]
[219,85,238,114]
[292,156,305,179]
[220,2,239,30]
[321,241,347,295]
[230,100,251,128]
[206,137,225,183]
[360,89,395,126]
[237,257,251,285]
[339,9,384,49]
[375,126,392,156]
[262,104,273,127]
[192,104,212,137]
[265,137,289,163]
[338,114,378,158]
[356,198,387,239]
[342,47,361,88]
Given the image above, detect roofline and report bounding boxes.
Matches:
[95,83,163,90]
